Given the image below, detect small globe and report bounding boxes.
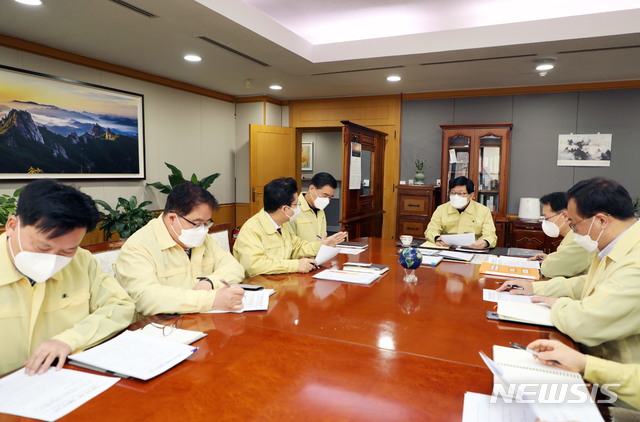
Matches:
[399,247,422,270]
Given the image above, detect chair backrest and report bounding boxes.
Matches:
[83,239,126,277]
[208,222,231,252]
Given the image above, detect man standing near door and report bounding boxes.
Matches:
[286,172,347,243]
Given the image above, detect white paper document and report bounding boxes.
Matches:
[207,289,275,313]
[497,301,553,327]
[440,232,475,247]
[339,247,365,255]
[315,244,340,265]
[487,255,541,270]
[68,330,197,380]
[462,392,536,422]
[0,368,119,422]
[483,289,533,304]
[312,269,379,285]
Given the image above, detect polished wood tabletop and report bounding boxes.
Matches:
[1,238,570,422]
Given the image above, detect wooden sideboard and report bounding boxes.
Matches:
[509,218,563,253]
[395,185,440,238]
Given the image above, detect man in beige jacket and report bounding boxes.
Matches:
[116,182,245,316]
[499,177,640,365]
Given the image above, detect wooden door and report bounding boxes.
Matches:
[340,121,387,239]
[249,124,297,216]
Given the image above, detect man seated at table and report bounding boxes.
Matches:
[233,177,345,277]
[529,191,595,277]
[1,179,135,376]
[424,176,497,249]
[115,182,245,316]
[498,177,640,365]
[527,339,639,410]
[286,172,347,243]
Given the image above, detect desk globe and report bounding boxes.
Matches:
[399,247,422,282]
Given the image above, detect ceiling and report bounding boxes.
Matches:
[1,0,640,100]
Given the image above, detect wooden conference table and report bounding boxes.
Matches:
[2,238,571,422]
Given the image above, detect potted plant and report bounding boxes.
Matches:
[414,159,426,185]
[0,187,24,227]
[94,196,154,240]
[147,162,220,194]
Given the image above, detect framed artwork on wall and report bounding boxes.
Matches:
[0,64,145,180]
[301,142,313,171]
[557,133,612,167]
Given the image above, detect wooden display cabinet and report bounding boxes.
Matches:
[396,185,440,239]
[509,219,562,253]
[440,124,512,216]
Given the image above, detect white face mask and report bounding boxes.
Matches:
[284,205,301,222]
[8,221,73,283]
[171,217,208,248]
[310,190,330,210]
[450,194,469,209]
[573,218,603,252]
[541,214,566,238]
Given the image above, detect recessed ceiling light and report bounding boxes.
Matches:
[535,63,554,71]
[184,55,202,62]
[387,75,401,82]
[269,85,283,90]
[15,0,42,5]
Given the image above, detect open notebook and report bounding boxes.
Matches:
[496,301,553,327]
[472,346,604,422]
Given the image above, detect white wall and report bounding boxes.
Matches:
[0,47,236,209]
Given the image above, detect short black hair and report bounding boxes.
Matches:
[449,176,474,194]
[264,177,298,213]
[164,182,218,215]
[567,177,635,220]
[310,172,337,190]
[16,179,100,239]
[540,192,568,213]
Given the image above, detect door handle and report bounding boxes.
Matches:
[252,188,263,202]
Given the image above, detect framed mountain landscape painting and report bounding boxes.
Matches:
[0,65,144,180]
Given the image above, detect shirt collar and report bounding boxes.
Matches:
[598,219,639,260]
[265,211,281,230]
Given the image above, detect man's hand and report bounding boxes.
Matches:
[435,238,448,247]
[529,253,547,261]
[531,296,558,307]
[212,285,244,311]
[322,232,348,247]
[25,340,72,375]
[527,339,587,374]
[468,239,488,250]
[495,279,534,295]
[193,278,213,291]
[298,258,318,273]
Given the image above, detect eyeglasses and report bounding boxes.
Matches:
[568,216,593,232]
[141,315,183,336]
[449,191,469,197]
[172,212,214,230]
[540,212,562,222]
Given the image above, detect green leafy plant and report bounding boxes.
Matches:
[414,159,425,173]
[633,195,640,218]
[94,196,154,240]
[147,162,220,194]
[0,187,24,226]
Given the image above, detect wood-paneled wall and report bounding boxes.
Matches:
[289,95,402,239]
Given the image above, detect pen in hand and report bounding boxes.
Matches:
[509,342,561,364]
[219,278,231,288]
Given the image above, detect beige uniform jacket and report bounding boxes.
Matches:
[540,231,595,278]
[0,233,135,375]
[533,221,640,364]
[233,209,321,277]
[584,355,640,410]
[424,200,497,247]
[285,192,327,242]
[115,216,245,316]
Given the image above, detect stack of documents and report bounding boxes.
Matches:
[312,269,379,285]
[206,289,275,314]
[437,250,475,262]
[496,301,553,327]
[342,262,390,274]
[0,368,119,421]
[479,256,540,280]
[68,330,197,380]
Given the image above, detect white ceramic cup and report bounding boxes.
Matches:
[400,235,413,246]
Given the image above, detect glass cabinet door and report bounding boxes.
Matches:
[446,135,471,186]
[477,135,502,212]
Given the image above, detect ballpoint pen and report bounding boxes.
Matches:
[509,342,561,364]
[507,284,524,290]
[219,278,231,288]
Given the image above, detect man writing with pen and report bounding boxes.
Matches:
[233,177,346,277]
[115,182,246,316]
[497,177,640,369]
